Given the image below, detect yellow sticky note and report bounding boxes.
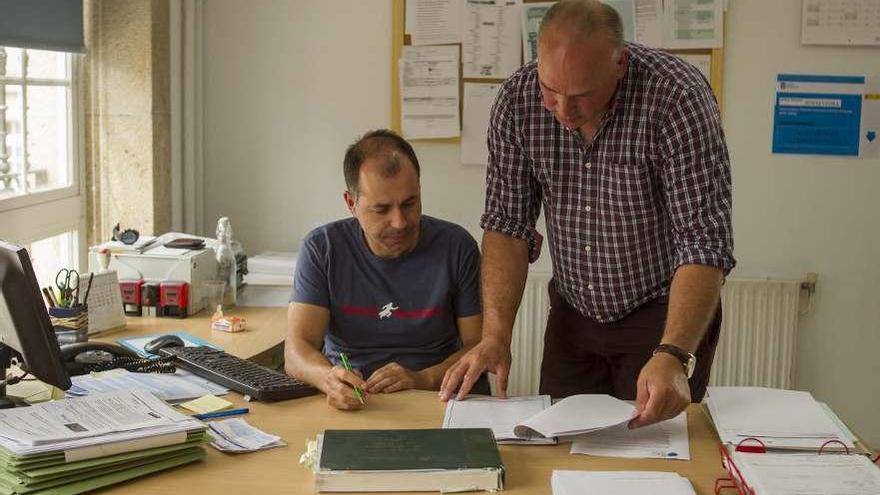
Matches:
[179,394,234,415]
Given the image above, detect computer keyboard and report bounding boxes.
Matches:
[159,346,318,401]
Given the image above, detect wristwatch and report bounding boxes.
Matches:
[653,344,696,379]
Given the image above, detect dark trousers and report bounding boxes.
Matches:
[538,280,722,402]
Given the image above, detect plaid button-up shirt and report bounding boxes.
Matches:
[481,43,735,323]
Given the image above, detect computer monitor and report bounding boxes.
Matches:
[0,240,72,407]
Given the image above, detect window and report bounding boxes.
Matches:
[1,47,75,199]
[0,47,85,276]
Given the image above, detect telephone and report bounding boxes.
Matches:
[59,342,175,375]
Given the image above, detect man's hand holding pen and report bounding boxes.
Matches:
[323,365,368,411]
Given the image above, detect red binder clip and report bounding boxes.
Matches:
[734,437,767,454]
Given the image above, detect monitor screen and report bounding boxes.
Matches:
[0,240,72,390]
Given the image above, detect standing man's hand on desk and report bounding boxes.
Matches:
[439,231,528,401]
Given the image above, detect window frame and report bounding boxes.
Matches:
[0,48,86,269]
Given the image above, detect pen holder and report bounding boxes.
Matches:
[48,305,89,345]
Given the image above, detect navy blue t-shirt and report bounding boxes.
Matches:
[290,216,481,378]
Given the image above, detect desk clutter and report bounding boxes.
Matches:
[339,386,877,495]
[0,390,209,494]
[88,226,249,319]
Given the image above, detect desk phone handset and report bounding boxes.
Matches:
[59,342,176,375]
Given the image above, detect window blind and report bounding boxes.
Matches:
[0,0,84,53]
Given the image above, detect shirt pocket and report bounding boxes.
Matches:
[595,152,659,226]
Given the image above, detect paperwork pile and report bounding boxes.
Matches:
[706,387,860,452]
[0,390,208,494]
[242,251,296,287]
[239,251,296,307]
[67,368,228,402]
[729,450,880,495]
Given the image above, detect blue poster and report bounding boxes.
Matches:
[772,74,865,156]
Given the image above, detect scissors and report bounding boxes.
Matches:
[55,268,80,307]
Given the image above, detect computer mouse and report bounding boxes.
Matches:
[144,334,185,355]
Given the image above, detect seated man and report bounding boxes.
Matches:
[284,129,485,410]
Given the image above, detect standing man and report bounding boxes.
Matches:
[440,0,734,428]
[286,129,487,411]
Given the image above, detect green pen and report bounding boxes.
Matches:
[339,353,366,405]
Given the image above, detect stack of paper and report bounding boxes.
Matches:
[243,251,296,286]
[570,412,690,460]
[551,470,697,495]
[239,251,297,307]
[706,387,855,451]
[730,451,880,495]
[68,369,228,402]
[0,390,208,494]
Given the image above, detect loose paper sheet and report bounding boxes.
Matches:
[521,1,555,63]
[551,470,697,495]
[663,0,724,49]
[400,45,461,139]
[407,0,462,45]
[462,0,522,79]
[570,411,690,460]
[461,82,501,165]
[802,0,880,46]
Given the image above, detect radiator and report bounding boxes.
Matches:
[507,271,552,397]
[710,277,801,389]
[506,274,802,396]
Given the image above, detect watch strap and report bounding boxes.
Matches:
[653,344,692,365]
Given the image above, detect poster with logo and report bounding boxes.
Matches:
[773,74,878,159]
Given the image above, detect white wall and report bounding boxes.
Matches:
[724,1,880,447]
[201,0,879,446]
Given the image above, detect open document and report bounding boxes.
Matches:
[731,451,880,495]
[513,394,635,440]
[552,470,697,495]
[570,411,690,460]
[443,395,555,444]
[444,394,635,441]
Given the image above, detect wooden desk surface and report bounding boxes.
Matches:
[93,306,288,361]
[95,391,727,495]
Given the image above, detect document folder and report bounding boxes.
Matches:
[714,438,880,495]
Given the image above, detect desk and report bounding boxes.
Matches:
[94,306,288,364]
[93,391,726,495]
[88,308,726,494]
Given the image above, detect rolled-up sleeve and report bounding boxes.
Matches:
[479,80,544,262]
[658,85,736,275]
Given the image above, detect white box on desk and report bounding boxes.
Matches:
[87,247,218,316]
